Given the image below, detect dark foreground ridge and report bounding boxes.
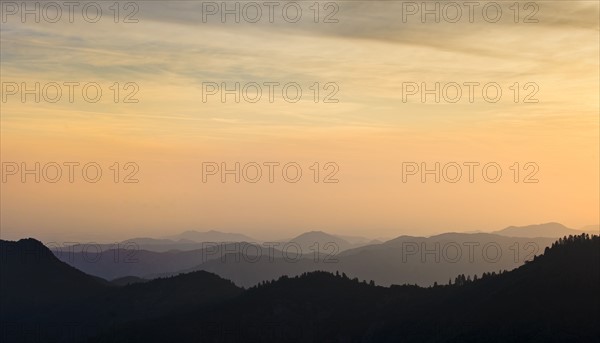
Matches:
[1,235,598,342]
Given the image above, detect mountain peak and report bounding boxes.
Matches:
[1,238,109,319]
[295,230,333,237]
[505,222,566,229]
[0,238,55,262]
[286,231,355,252]
[493,222,582,238]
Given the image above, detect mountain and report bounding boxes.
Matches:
[115,237,204,252]
[4,235,597,342]
[121,237,194,245]
[167,230,257,243]
[332,234,376,245]
[58,236,256,253]
[173,253,325,287]
[0,238,109,320]
[284,230,356,252]
[87,234,600,342]
[1,238,243,343]
[110,276,147,286]
[175,233,557,287]
[332,232,559,286]
[56,231,369,282]
[61,271,242,334]
[54,231,560,287]
[59,230,373,254]
[371,233,600,341]
[76,231,260,254]
[492,222,592,238]
[54,242,265,280]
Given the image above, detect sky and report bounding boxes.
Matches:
[1,1,598,242]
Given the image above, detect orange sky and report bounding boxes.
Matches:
[1,1,598,242]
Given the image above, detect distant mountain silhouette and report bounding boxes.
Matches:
[59,237,241,253]
[2,235,598,342]
[56,231,369,281]
[332,234,375,245]
[53,242,263,280]
[284,230,356,252]
[56,230,370,255]
[121,237,196,245]
[85,234,599,342]
[173,233,557,287]
[55,232,560,287]
[59,231,261,254]
[492,222,593,238]
[334,233,558,286]
[115,237,202,252]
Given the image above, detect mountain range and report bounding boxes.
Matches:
[54,224,576,286]
[1,234,597,342]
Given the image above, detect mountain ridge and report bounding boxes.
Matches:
[87,234,600,342]
[492,222,595,238]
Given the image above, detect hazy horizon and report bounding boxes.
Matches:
[1,221,598,244]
